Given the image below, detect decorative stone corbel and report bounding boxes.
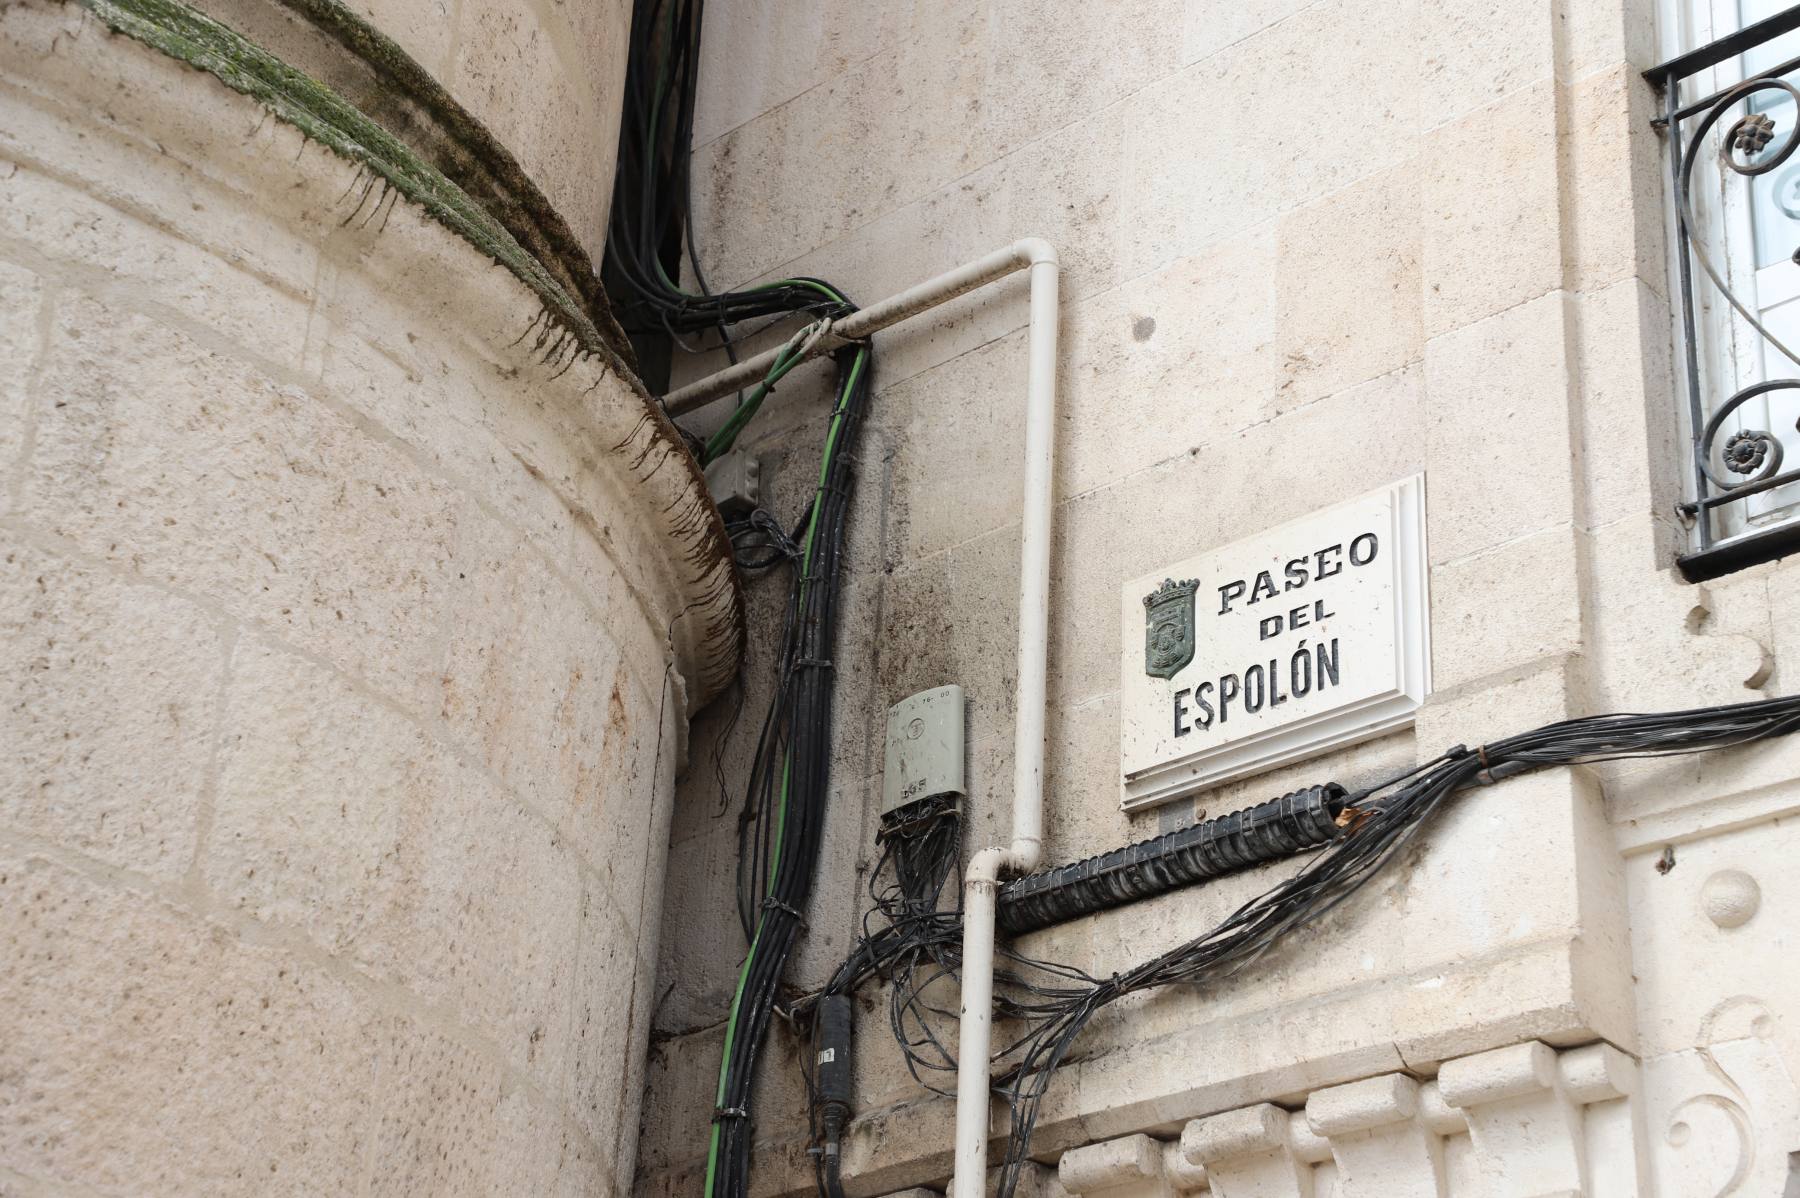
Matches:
[1559,1043,1646,1198]
[1058,1133,1175,1198]
[945,1160,1073,1198]
[964,1042,1641,1198]
[1416,1080,1468,1138]
[1305,1073,1446,1197]
[1054,1134,1209,1197]
[1437,1040,1587,1195]
[1180,1104,1312,1198]
[1162,1138,1210,1196]
[1558,1042,1638,1106]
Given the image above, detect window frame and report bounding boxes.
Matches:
[1648,1,1800,581]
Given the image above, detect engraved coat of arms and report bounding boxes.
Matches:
[1143,578,1198,680]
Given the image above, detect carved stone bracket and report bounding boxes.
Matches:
[1057,1133,1203,1198]
[1306,1074,1445,1197]
[1044,1040,1643,1198]
[1177,1104,1315,1198]
[1438,1041,1591,1195]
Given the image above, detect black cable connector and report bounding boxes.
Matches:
[996,784,1346,934]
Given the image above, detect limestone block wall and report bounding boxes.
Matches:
[643,0,1800,1193]
[0,3,733,1194]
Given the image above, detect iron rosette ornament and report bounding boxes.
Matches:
[1676,77,1800,506]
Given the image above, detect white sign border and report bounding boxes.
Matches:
[1120,474,1431,812]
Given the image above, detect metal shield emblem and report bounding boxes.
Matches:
[1143,578,1198,679]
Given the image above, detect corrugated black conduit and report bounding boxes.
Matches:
[995,784,1347,935]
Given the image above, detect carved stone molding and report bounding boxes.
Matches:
[1051,1041,1643,1198]
[1181,1104,1316,1198]
[1306,1074,1444,1197]
[1438,1041,1590,1194]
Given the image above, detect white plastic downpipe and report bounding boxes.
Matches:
[953,242,1057,1198]
[660,240,1059,1194]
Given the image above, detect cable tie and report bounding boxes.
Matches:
[803,316,836,354]
[711,1106,749,1123]
[1477,744,1490,767]
[763,896,809,926]
[794,656,835,671]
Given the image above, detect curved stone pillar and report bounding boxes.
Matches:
[0,2,735,1193]
[204,0,634,262]
[358,0,631,259]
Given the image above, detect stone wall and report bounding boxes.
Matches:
[0,3,732,1194]
[644,0,1800,1193]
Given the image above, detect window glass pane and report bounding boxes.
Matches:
[1660,0,1800,555]
[1749,95,1800,269]
[1740,0,1800,76]
[1736,0,1800,525]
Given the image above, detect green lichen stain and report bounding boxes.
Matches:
[77,0,606,359]
[266,0,635,369]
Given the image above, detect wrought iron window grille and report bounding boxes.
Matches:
[1649,3,1800,581]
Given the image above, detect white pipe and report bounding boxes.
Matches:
[954,852,1004,1195]
[665,240,1060,1196]
[1008,242,1058,870]
[660,242,1045,416]
[954,240,1057,1198]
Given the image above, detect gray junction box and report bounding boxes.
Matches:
[881,685,967,816]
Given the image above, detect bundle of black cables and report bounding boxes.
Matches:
[809,798,965,1088]
[802,796,1093,1094]
[705,341,873,1198]
[601,4,880,1196]
[606,0,852,350]
[794,797,966,1198]
[797,795,1093,1197]
[971,693,1800,1196]
[795,695,1800,1197]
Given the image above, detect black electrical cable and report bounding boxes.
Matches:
[726,508,803,573]
[812,796,971,1093]
[709,343,873,1198]
[796,694,1800,1198]
[604,0,851,345]
[996,784,1348,934]
[978,693,1800,1196]
[602,5,877,1196]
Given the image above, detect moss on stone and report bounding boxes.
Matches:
[78,0,609,358]
[265,0,638,369]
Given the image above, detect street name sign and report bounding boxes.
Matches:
[1118,474,1430,810]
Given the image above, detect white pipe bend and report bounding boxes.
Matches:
[953,239,1059,1198]
[661,238,1060,416]
[657,239,1060,1196]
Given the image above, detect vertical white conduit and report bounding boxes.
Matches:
[953,239,1058,1198]
[659,239,1061,1195]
